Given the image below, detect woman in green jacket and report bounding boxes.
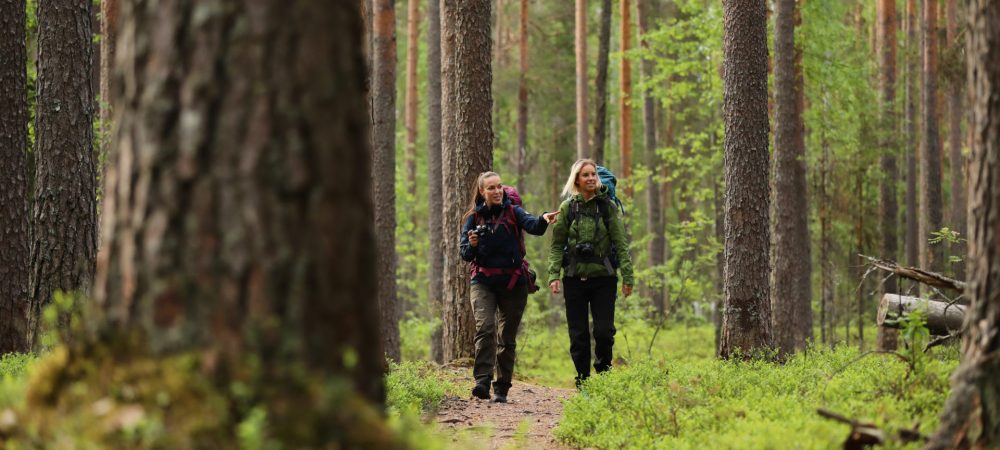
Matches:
[547,159,634,388]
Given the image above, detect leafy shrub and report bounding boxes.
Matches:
[386,361,459,415]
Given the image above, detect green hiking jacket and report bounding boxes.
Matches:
[547,186,634,286]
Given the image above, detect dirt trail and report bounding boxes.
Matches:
[434,381,576,449]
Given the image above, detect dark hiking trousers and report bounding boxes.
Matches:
[563,276,617,380]
[471,282,529,395]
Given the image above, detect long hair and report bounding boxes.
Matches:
[560,159,602,198]
[462,171,501,221]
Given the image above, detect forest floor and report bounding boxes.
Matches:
[433,380,575,450]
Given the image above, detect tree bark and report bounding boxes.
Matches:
[637,0,664,316]
[925,1,1000,445]
[920,0,945,274]
[441,0,492,362]
[30,0,97,346]
[592,0,611,166]
[373,0,400,363]
[877,0,899,351]
[877,294,966,336]
[771,0,812,356]
[946,0,966,281]
[720,0,772,359]
[575,0,588,160]
[92,0,385,432]
[619,0,633,179]
[0,0,31,354]
[427,0,444,364]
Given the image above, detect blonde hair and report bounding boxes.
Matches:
[463,171,501,220]
[560,159,602,198]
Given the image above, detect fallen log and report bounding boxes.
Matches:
[860,254,967,294]
[877,294,966,335]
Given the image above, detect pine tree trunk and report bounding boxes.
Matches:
[771,0,812,356]
[619,0,633,179]
[516,0,528,193]
[877,0,899,351]
[820,118,832,345]
[0,0,31,354]
[920,0,944,274]
[719,0,772,359]
[427,0,444,364]
[946,0,966,281]
[637,0,664,316]
[575,0,588,160]
[30,0,97,345]
[441,0,492,362]
[905,0,920,276]
[99,0,118,155]
[405,0,420,189]
[925,0,1000,445]
[92,0,385,428]
[592,0,611,166]
[373,0,400,363]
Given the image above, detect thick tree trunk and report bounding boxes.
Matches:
[30,0,97,346]
[926,1,1000,445]
[373,0,400,363]
[920,0,945,274]
[771,0,812,356]
[877,294,966,336]
[93,0,385,432]
[719,0,772,359]
[877,0,900,351]
[427,0,444,364]
[575,0,588,160]
[0,0,31,354]
[946,0,966,281]
[905,0,920,276]
[441,0,492,362]
[592,0,611,166]
[619,0,632,179]
[637,0,664,316]
[516,0,528,193]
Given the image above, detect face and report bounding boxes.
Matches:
[480,175,504,206]
[576,164,598,195]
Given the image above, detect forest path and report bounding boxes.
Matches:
[434,381,575,449]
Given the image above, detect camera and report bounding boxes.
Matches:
[473,224,491,237]
[575,242,595,257]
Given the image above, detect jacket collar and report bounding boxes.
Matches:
[572,185,609,203]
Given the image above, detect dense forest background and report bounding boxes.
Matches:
[0,0,997,448]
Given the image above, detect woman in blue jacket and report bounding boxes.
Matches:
[459,171,559,402]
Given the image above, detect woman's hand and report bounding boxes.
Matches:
[549,280,561,294]
[468,230,479,247]
[542,211,560,224]
[622,284,633,298]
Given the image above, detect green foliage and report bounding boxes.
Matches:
[897,305,931,375]
[556,337,956,449]
[385,360,460,415]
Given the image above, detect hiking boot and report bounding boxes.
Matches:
[492,393,508,403]
[471,383,490,400]
[574,375,588,391]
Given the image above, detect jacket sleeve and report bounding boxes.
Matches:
[514,206,549,236]
[607,205,634,286]
[547,200,571,283]
[459,215,477,262]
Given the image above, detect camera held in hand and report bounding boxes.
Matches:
[575,242,595,257]
[474,224,491,237]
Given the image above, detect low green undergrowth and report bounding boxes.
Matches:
[555,343,957,449]
[386,360,461,415]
